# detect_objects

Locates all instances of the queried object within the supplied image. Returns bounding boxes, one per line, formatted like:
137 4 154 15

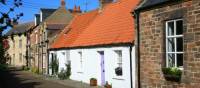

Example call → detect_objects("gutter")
136 0 185 12
129 44 133 88
133 10 140 88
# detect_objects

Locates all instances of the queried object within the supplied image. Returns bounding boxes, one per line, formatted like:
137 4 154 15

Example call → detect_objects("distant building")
28 0 74 74
6 22 34 67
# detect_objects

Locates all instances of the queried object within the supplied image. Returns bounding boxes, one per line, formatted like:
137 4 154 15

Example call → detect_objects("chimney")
77 6 81 13
61 0 66 7
12 21 18 28
35 14 40 26
99 0 113 10
72 5 81 16
73 5 77 12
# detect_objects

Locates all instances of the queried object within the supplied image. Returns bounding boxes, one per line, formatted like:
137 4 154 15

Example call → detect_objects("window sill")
77 72 83 74
112 76 125 80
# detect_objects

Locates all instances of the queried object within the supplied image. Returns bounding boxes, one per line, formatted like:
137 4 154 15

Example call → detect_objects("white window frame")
78 51 83 72
166 19 184 69
115 50 122 68
19 53 22 63
19 39 22 48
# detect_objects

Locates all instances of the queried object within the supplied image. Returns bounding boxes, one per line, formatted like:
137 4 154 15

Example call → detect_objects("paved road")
0 67 74 88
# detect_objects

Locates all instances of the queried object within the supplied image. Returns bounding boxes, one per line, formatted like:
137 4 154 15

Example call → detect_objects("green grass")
0 64 8 71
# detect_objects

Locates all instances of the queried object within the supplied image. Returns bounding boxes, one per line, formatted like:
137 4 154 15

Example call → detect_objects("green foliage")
104 81 112 88
31 67 39 74
22 65 30 71
0 64 8 71
162 67 182 82
0 0 23 64
162 67 182 76
90 78 97 80
58 64 71 80
50 59 59 75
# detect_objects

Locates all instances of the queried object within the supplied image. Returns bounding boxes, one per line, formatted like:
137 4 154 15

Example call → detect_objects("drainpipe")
47 41 49 74
134 10 141 88
42 42 44 74
129 44 133 88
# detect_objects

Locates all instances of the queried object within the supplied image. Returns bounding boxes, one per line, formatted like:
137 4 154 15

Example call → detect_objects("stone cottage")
134 0 200 87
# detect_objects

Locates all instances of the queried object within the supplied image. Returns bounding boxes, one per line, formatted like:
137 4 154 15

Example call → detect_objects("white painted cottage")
49 0 139 88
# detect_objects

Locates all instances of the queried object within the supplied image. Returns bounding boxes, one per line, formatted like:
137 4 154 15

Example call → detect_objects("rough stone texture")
138 0 200 87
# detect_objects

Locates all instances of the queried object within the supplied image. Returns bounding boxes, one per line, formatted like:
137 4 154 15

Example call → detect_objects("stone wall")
138 0 200 87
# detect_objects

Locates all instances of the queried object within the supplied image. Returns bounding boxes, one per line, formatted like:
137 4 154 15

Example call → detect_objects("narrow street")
0 67 74 88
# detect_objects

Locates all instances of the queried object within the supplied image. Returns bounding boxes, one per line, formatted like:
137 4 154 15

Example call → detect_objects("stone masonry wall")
138 0 200 88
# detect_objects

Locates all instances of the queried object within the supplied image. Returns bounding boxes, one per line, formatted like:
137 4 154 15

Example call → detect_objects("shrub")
58 64 71 80
58 69 67 80
0 64 8 71
22 65 30 71
50 59 59 75
31 67 39 74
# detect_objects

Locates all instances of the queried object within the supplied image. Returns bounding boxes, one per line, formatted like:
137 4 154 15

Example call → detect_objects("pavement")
0 67 102 88
0 67 74 88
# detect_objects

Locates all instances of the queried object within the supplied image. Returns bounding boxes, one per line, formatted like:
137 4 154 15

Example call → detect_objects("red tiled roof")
51 10 99 48
51 0 139 49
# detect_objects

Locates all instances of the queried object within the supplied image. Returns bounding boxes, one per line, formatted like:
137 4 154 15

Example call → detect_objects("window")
66 51 70 64
19 39 22 48
19 53 22 62
36 34 38 44
13 40 15 48
115 50 123 76
115 50 122 67
166 19 183 68
62 52 65 55
78 52 83 69
13 54 15 63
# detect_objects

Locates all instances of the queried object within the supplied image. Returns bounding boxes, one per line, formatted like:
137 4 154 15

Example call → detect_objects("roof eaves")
134 0 181 12
50 42 133 51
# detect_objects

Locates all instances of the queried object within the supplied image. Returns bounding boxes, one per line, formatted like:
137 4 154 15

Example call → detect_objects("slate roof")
51 0 139 49
6 22 34 36
40 8 56 21
44 6 73 29
135 0 171 11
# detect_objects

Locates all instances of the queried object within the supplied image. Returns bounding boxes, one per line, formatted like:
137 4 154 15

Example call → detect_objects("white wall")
49 50 70 75
49 46 136 88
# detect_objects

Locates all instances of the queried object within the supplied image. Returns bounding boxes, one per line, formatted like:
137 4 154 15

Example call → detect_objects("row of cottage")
5 0 200 88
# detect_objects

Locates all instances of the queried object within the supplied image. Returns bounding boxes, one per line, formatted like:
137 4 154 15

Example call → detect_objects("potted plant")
90 78 97 86
162 67 182 82
104 81 112 88
115 67 122 76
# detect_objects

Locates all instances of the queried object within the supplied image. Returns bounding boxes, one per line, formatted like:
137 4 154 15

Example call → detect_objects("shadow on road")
0 67 41 88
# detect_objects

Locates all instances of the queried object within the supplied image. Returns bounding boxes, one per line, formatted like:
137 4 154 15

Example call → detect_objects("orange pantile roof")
51 0 139 49
51 10 99 49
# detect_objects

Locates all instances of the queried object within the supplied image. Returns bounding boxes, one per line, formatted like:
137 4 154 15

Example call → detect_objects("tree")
0 0 23 64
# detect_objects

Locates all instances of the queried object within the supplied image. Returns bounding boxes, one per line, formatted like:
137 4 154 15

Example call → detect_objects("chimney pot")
77 6 81 12
73 5 77 12
61 0 65 7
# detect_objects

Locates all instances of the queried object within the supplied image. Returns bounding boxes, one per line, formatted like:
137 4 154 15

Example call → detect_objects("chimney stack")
61 0 66 7
99 0 113 10
77 6 81 12
72 5 81 16
12 21 18 28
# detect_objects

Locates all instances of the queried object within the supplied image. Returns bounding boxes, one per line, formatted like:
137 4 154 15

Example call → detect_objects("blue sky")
1 0 99 34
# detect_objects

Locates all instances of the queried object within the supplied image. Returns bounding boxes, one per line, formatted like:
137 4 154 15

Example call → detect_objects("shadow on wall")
0 67 41 88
